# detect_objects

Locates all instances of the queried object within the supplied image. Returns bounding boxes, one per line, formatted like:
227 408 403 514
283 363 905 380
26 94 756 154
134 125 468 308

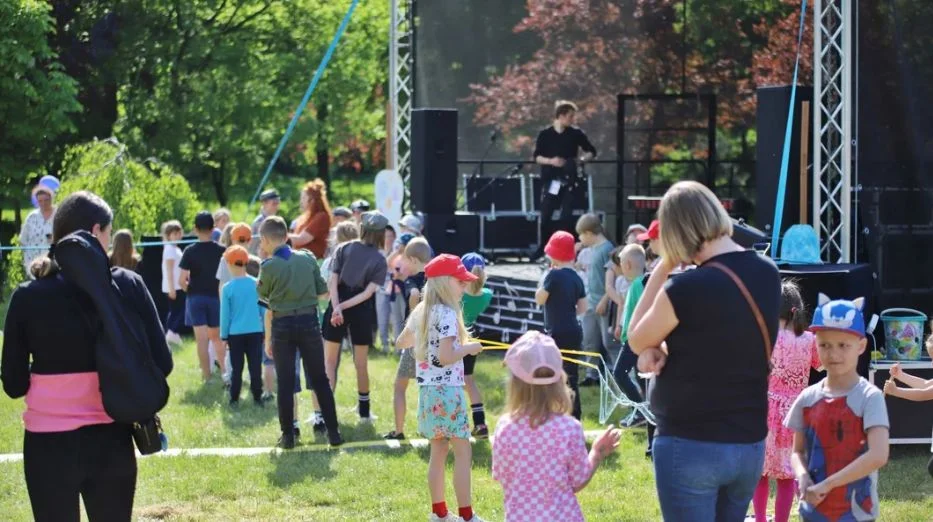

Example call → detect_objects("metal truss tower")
389 0 415 184
813 0 854 262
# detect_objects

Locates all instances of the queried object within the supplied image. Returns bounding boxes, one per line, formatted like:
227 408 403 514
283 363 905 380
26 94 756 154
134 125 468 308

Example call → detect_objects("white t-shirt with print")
162 244 183 293
415 304 465 387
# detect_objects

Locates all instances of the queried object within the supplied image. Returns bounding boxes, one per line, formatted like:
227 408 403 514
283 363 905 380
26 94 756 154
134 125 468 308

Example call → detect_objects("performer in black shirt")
531 100 597 260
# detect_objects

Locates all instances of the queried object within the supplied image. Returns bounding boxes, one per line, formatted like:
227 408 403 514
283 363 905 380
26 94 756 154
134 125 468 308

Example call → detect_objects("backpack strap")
706 261 773 364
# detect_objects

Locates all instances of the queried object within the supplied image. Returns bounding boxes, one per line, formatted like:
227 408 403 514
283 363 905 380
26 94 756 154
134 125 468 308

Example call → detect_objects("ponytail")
780 279 808 336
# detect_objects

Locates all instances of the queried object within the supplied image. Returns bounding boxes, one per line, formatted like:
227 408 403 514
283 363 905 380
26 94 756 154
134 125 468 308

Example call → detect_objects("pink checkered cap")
504 331 564 385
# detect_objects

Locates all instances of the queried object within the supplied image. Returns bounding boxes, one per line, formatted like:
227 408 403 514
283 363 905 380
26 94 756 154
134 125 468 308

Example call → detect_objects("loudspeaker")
411 109 458 214
422 212 480 257
731 218 768 249
466 176 524 212
756 86 813 235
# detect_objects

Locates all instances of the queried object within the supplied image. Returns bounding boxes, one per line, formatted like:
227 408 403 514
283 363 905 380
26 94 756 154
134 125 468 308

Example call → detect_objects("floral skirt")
417 385 470 440
763 390 798 479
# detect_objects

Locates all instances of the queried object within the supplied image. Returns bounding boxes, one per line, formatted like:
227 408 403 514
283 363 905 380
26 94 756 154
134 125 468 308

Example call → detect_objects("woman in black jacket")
1 191 173 522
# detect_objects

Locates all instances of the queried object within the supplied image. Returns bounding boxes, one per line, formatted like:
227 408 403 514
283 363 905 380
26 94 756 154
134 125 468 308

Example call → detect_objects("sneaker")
261 392 275 403
359 414 377 425
277 434 296 450
253 397 264 407
383 431 405 440
471 425 489 439
293 426 301 439
621 413 647 428
328 431 344 447
428 514 458 522
165 331 183 346
229 399 239 407
460 515 487 522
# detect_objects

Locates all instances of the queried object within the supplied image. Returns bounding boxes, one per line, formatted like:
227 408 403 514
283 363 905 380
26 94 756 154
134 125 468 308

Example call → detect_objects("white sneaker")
359 414 378 425
459 516 487 522
427 515 457 522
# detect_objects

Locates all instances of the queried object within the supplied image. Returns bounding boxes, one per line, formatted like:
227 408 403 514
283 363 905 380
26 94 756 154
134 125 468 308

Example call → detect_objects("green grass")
0 341 931 521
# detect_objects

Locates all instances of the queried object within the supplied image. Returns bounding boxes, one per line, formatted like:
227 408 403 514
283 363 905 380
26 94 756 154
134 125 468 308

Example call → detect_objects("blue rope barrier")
246 0 361 217
770 0 809 257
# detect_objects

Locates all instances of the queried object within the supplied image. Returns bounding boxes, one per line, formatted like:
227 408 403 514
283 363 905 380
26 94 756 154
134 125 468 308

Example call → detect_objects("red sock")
432 502 448 518
459 506 474 521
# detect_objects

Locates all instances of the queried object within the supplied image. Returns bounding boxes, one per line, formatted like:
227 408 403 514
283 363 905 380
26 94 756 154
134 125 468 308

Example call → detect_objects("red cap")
544 231 576 262
637 220 660 241
424 254 478 282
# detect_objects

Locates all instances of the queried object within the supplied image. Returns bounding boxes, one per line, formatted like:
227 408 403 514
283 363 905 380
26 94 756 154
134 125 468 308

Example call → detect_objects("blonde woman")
396 254 485 522
628 181 781 522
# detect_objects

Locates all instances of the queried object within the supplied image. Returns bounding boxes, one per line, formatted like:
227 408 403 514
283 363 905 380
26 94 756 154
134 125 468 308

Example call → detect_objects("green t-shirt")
461 288 493 326
620 275 645 344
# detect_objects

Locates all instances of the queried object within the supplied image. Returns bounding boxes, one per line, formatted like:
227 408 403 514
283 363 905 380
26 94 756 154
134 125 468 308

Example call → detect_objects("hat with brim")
425 254 478 282
259 189 280 202
808 293 867 338
637 220 660 241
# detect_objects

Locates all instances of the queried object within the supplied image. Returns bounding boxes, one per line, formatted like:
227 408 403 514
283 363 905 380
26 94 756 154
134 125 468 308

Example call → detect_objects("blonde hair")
505 369 574 429
466 265 487 295
618 244 646 272
404 237 432 263
213 208 231 224
218 223 235 247
161 220 183 240
334 221 359 245
409 276 469 362
575 213 603 235
658 181 732 265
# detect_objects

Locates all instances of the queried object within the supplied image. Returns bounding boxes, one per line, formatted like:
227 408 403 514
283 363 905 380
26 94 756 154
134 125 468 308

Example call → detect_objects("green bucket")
881 308 928 361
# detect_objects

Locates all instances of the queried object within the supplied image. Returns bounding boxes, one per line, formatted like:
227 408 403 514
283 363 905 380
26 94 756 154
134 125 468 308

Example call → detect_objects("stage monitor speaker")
731 218 768 249
422 212 480 258
756 86 813 236
411 109 458 214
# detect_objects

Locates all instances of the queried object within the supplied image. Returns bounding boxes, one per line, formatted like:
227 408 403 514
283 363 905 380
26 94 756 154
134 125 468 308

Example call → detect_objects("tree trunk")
211 163 228 205
14 198 22 231
317 103 330 184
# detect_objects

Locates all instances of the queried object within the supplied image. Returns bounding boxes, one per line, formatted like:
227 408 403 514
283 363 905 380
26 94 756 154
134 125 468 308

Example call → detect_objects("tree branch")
221 1 274 35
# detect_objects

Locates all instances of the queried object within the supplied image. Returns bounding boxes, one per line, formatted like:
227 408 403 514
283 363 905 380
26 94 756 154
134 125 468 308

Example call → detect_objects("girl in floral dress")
752 280 821 522
396 254 485 522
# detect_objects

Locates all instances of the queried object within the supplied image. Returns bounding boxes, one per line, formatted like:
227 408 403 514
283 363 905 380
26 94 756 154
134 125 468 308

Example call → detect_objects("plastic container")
881 308 928 361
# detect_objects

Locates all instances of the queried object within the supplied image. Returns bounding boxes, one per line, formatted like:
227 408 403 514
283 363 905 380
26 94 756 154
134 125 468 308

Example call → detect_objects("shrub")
2 234 27 302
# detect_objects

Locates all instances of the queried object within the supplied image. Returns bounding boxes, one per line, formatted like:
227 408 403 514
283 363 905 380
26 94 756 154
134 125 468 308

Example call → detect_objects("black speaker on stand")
756 86 814 238
411 109 458 215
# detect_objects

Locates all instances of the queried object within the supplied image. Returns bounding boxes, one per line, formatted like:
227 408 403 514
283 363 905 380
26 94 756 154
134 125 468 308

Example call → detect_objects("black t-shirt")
404 272 426 306
532 126 597 185
651 250 780 443
542 268 586 336
179 241 225 297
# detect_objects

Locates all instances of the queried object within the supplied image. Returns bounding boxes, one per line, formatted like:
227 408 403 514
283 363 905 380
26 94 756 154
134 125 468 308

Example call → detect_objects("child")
383 237 432 440
786 294 889 521
258 216 342 448
376 225 399 354
493 331 621 522
883 324 933 478
637 219 661 270
575 213 616 386
535 231 587 419
109 229 140 271
753 280 821 522
161 220 185 347
460 252 493 438
245 255 275 402
179 211 227 383
219 246 264 406
322 211 389 423
609 244 648 428
217 223 253 289
396 254 485 522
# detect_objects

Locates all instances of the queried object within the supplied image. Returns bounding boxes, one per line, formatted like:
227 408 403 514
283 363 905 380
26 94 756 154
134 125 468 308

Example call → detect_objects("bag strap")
706 261 773 364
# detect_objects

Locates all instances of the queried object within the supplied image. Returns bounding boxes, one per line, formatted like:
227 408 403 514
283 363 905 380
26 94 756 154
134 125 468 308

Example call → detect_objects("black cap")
194 211 214 231
333 207 352 218
259 189 280 202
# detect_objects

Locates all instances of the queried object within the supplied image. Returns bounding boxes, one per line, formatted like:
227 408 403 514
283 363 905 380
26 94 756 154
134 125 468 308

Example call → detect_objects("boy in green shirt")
258 216 342 449
610 243 647 428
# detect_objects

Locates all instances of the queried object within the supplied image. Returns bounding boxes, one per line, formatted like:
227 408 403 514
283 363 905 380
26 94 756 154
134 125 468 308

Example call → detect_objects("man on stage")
531 100 597 261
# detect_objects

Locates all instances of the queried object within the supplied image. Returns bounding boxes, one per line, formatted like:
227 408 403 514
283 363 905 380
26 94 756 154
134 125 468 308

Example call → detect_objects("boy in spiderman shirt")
786 294 889 521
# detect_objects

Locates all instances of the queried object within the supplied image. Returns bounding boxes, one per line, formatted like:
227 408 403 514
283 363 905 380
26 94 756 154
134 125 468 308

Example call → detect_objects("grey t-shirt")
331 240 388 291
785 377 889 521
586 239 614 309
216 261 233 291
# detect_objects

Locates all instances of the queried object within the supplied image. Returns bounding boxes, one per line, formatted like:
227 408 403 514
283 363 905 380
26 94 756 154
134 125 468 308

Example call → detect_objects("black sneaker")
328 431 344 447
293 426 301 439
261 392 274 402
229 399 239 407
277 434 296 450
253 398 264 408
383 431 405 440
312 419 327 434
471 425 489 439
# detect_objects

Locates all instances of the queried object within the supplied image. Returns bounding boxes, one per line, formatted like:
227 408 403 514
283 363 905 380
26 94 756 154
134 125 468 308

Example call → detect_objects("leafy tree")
0 0 80 223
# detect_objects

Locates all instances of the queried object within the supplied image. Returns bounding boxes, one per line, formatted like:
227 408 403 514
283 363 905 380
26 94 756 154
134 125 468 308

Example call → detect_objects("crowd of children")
82 186 930 522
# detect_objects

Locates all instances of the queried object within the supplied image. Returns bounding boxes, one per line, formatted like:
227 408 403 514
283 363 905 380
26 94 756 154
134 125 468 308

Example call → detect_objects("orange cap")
231 223 252 244
224 245 249 267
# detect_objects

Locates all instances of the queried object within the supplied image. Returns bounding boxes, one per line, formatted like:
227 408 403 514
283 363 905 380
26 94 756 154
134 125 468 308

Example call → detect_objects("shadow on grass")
267 448 338 488
179 379 225 410
220 398 277 430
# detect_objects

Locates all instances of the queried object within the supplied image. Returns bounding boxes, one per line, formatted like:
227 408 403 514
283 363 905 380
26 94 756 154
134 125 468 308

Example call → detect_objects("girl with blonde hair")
396 254 485 522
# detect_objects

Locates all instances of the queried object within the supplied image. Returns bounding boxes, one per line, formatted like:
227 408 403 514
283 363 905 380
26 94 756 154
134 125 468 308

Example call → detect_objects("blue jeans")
653 436 765 522
611 342 643 404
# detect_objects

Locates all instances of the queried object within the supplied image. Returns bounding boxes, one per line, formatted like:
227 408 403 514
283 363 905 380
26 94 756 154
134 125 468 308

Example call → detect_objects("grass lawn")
1 341 932 521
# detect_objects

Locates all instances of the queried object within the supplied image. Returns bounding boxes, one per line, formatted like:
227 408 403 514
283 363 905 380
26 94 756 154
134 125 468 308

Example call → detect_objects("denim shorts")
185 294 220 328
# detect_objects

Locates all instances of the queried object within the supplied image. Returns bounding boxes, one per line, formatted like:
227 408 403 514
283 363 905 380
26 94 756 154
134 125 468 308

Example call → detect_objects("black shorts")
463 353 478 376
322 299 376 346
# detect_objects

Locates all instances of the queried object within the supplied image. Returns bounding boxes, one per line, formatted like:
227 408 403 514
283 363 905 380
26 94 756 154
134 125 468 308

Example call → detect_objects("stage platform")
475 261 547 343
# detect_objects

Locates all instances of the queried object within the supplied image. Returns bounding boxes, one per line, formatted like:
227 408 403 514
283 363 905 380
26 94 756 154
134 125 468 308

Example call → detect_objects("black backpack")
53 231 170 423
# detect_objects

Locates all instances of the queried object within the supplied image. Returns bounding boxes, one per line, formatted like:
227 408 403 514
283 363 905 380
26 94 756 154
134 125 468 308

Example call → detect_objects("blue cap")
809 293 866 338
461 252 486 272
393 233 416 251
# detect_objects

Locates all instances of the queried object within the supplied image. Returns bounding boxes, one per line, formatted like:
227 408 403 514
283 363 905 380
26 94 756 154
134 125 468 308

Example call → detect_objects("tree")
0 0 80 224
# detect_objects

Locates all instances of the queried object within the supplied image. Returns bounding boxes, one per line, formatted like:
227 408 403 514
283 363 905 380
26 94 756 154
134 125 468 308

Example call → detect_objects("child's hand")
168 290 176 301
265 343 273 360
592 427 621 460
805 481 831 506
613 324 622 341
330 307 344 326
890 363 903 381
463 342 483 356
883 379 899 397
797 473 813 499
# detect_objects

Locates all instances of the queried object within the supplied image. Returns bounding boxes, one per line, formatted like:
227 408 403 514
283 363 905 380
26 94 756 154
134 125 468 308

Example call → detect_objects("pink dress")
763 329 821 479
492 414 592 522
